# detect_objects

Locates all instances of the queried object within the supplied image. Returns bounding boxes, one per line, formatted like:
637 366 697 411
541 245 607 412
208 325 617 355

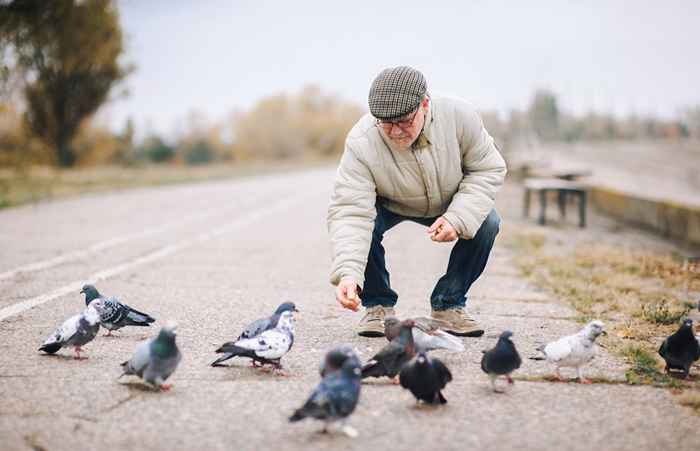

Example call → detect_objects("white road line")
0 192 314 322
0 187 277 282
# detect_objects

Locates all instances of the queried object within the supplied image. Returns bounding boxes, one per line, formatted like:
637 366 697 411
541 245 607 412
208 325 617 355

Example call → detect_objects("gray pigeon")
290 355 362 437
319 345 361 377
120 322 182 390
211 302 298 367
658 319 700 378
384 316 464 352
399 351 452 404
481 330 522 392
213 310 295 370
361 319 416 383
81 284 155 336
537 320 605 383
39 300 105 359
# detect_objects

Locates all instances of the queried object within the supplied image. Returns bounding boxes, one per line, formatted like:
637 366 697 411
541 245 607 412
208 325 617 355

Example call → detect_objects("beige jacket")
327 96 507 287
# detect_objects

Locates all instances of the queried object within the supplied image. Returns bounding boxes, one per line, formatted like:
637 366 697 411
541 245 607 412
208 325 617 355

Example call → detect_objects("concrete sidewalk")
0 168 698 451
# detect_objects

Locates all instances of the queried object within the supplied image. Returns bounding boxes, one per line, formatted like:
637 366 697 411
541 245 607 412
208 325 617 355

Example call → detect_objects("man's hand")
336 278 360 311
427 216 458 242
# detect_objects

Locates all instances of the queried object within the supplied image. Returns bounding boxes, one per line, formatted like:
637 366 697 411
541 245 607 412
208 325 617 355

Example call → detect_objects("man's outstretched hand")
336 278 360 311
428 216 458 242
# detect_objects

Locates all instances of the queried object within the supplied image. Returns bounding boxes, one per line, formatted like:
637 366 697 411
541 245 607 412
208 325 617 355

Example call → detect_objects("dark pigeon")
361 319 416 383
120 322 182 390
290 356 362 437
481 330 522 392
211 302 298 367
39 300 105 359
319 345 360 377
399 352 452 404
658 319 700 378
81 284 155 336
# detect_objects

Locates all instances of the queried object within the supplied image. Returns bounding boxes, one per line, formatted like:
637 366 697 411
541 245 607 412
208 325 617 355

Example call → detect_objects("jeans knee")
479 209 501 240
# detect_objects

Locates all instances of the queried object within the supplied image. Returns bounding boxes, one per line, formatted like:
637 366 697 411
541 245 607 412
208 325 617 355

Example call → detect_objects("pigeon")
319 344 361 377
213 310 295 370
210 302 298 367
384 316 464 352
399 352 452 404
81 284 155 336
290 355 362 437
39 299 105 359
658 318 700 378
538 320 605 383
120 321 182 390
481 330 522 392
361 319 416 383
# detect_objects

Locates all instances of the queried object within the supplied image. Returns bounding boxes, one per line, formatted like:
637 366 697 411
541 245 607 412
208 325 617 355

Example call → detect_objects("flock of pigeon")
38 286 700 437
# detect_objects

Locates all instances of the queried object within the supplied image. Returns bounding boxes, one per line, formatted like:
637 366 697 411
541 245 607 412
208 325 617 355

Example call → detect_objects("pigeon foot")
159 383 172 391
341 425 359 438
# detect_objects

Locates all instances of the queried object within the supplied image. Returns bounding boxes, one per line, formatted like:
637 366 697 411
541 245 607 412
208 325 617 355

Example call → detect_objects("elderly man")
328 66 506 337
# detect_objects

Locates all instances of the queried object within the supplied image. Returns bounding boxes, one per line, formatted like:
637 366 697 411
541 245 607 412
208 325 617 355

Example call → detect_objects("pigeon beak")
80 289 85 294
601 330 608 336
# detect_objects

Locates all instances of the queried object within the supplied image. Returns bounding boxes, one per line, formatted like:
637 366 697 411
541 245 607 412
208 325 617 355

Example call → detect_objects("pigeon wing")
121 339 152 376
544 337 573 362
40 313 81 352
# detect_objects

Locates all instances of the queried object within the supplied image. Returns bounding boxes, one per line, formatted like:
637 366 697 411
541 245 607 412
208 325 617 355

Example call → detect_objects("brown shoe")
431 308 484 337
356 305 395 337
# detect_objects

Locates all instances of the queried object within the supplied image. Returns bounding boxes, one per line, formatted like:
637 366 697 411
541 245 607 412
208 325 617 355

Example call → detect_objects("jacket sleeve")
442 101 507 239
327 140 377 288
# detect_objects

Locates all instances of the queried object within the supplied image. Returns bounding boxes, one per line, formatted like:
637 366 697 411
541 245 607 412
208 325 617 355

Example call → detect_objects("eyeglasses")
376 107 421 132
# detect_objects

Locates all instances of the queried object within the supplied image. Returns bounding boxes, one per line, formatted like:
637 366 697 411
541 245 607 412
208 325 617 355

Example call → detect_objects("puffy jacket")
327 96 506 287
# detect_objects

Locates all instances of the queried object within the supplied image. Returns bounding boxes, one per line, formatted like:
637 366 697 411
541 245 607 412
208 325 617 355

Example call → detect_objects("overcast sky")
103 0 700 136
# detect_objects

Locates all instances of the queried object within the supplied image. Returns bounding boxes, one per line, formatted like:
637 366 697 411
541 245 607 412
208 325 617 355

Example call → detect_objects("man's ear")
421 96 430 109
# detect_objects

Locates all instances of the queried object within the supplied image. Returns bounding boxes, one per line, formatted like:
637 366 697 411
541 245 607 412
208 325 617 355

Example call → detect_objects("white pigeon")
539 320 605 383
39 300 105 359
213 310 295 370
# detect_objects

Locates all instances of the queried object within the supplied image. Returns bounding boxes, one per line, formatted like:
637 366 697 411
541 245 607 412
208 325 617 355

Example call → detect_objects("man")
327 66 506 337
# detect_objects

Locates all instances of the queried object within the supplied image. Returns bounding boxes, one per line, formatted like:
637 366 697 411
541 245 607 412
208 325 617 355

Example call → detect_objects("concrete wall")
590 187 700 247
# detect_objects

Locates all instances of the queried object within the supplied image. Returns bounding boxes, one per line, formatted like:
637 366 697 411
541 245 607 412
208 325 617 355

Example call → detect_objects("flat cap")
368 66 427 120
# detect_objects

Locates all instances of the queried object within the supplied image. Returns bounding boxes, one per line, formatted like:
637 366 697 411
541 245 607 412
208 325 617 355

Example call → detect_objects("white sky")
102 0 700 137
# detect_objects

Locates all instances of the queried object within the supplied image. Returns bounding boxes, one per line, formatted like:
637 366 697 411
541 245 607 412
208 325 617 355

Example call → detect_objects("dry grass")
677 391 700 413
504 228 700 397
0 159 334 209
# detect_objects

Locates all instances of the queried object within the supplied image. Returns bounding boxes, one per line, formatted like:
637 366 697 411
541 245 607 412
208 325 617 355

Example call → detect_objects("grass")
0 158 335 210
503 226 700 408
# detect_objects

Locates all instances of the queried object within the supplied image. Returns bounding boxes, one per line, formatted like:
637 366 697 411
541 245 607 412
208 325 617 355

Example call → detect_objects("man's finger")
427 218 443 234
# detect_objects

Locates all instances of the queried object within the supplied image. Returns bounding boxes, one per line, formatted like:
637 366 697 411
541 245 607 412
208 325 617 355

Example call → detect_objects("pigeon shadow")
38 353 89 361
118 381 166 393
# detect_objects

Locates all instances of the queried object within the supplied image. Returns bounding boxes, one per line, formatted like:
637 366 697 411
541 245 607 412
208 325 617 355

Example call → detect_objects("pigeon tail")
210 353 235 367
288 409 307 422
435 391 447 404
125 307 156 326
360 361 384 379
39 343 61 354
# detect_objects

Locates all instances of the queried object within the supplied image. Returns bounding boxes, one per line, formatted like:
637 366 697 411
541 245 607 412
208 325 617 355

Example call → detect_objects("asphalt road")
1 167 698 451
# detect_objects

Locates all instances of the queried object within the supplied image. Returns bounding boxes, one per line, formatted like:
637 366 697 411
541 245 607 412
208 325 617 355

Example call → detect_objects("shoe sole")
357 330 385 338
445 329 484 337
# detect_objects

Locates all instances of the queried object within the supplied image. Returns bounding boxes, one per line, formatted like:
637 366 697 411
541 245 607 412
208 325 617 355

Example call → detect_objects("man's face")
377 97 429 150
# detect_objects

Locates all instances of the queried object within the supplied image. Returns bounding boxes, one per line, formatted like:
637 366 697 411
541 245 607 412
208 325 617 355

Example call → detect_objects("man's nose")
388 125 403 137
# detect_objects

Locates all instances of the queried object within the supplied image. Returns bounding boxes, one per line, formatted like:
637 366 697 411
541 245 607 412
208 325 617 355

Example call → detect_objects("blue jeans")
361 205 500 311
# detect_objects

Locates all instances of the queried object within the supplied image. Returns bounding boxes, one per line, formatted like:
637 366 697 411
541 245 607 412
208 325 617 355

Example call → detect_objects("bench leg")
579 191 587 228
557 190 567 220
538 189 547 225
523 188 531 218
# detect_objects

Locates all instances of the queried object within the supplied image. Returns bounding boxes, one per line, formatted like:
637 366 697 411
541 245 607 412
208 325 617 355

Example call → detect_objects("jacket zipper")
412 148 432 216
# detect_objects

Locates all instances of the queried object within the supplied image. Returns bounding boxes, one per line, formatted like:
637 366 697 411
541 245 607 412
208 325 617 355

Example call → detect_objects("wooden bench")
523 178 588 227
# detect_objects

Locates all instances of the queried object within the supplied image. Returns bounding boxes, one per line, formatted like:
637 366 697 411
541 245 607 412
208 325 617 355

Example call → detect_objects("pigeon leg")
490 375 503 393
341 422 359 439
576 367 592 384
506 374 515 385
103 330 113 337
160 383 172 391
73 347 85 360
554 367 565 381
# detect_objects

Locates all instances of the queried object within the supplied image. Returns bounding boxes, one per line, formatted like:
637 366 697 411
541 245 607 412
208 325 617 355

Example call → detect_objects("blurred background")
1 0 699 247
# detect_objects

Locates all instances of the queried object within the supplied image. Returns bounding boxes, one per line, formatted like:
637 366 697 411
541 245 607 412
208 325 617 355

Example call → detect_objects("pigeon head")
340 356 362 379
80 284 101 304
275 302 299 314
383 316 401 340
583 320 605 340
163 320 178 333
681 318 693 330
499 330 514 341
320 345 359 377
153 325 178 357
415 352 429 366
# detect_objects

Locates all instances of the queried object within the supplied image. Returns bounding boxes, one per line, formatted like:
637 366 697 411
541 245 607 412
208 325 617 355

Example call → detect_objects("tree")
528 90 560 141
0 0 129 166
